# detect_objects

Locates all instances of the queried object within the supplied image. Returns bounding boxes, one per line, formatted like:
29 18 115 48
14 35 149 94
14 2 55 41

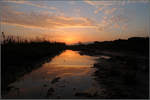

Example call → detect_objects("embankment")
1 41 66 96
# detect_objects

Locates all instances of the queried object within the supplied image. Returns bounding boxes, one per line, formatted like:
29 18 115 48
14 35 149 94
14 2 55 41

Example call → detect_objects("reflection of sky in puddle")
5 50 102 99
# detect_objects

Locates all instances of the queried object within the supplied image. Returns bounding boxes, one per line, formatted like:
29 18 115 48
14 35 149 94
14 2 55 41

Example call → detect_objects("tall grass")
1 32 66 95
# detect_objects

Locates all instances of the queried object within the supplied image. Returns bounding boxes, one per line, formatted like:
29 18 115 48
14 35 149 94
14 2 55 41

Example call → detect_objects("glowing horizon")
0 0 149 44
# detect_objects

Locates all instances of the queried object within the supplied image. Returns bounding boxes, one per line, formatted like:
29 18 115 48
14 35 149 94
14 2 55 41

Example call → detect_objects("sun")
65 37 76 44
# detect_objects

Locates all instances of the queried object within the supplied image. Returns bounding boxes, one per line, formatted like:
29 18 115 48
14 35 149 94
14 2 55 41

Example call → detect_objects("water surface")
5 50 102 99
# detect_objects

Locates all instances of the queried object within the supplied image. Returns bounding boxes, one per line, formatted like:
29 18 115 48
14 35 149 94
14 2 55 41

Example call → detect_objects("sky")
0 0 150 44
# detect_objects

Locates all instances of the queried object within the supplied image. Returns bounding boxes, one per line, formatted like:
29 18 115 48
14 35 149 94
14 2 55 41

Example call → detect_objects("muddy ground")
79 50 149 99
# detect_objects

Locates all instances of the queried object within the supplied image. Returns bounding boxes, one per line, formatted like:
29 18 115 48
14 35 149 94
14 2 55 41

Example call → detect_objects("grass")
1 32 66 96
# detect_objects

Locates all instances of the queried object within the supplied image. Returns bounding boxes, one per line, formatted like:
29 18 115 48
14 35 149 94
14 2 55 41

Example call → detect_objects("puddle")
4 50 103 99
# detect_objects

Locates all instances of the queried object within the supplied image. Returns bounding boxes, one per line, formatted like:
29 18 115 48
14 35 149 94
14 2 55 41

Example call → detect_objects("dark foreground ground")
1 36 149 99
92 54 149 99
68 37 149 99
1 39 66 97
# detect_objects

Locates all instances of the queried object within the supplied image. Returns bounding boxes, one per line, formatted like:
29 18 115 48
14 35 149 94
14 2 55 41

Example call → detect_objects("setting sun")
1 0 149 99
1 0 149 43
64 37 77 44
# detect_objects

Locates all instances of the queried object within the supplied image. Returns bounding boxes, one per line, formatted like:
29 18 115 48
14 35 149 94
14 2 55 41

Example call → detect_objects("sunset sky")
0 0 150 44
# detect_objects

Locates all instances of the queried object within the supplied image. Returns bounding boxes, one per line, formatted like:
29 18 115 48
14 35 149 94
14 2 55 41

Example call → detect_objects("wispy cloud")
84 0 149 6
1 4 128 33
104 8 116 15
84 1 119 15
84 0 125 6
84 0 149 15
94 6 105 14
96 13 129 32
1 0 57 10
0 5 96 29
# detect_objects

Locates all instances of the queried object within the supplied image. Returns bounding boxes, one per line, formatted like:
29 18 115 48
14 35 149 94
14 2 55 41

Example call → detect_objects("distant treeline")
68 37 149 56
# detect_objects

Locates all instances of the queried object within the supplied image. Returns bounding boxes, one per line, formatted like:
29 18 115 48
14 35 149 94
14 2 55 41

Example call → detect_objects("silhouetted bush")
1 32 66 95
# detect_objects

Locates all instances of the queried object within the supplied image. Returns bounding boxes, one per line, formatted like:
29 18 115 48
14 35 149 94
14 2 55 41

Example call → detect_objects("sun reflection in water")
5 50 99 98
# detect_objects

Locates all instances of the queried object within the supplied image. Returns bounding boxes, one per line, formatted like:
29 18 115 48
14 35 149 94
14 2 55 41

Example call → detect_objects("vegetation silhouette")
1 32 66 96
68 37 149 56
1 31 149 98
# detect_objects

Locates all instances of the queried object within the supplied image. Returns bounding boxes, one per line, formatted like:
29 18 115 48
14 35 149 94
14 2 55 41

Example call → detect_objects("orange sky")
0 0 149 44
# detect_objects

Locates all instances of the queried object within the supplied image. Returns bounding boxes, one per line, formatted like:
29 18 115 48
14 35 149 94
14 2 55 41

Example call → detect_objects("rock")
51 77 61 84
73 88 76 90
47 87 55 96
